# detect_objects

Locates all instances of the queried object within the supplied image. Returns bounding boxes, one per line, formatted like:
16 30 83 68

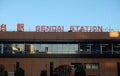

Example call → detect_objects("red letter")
98 26 102 32
36 26 40 32
85 26 88 32
46 26 51 32
79 26 85 32
76 26 79 31
17 24 24 32
41 26 45 32
70 26 74 31
52 26 56 32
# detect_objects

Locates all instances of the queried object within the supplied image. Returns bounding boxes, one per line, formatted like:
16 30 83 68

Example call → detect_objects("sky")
0 0 120 31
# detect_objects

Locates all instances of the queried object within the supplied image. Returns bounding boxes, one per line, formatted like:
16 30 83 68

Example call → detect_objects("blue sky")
0 0 120 31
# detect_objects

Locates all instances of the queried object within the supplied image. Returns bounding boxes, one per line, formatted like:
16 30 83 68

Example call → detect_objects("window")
79 43 91 54
71 63 82 69
0 43 78 54
85 63 99 70
91 43 100 54
1 42 120 55
102 43 112 54
113 43 120 54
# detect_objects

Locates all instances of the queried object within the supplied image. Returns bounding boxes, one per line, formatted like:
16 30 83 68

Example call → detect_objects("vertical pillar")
111 43 114 54
100 43 102 54
50 62 53 76
16 62 20 69
1 43 4 54
78 43 80 54
89 43 91 54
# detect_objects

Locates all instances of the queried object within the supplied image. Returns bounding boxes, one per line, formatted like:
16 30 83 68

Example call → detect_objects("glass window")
2 42 120 55
79 43 91 54
86 64 91 69
102 43 112 54
85 63 99 69
91 43 100 54
113 43 120 54
0 43 78 54
91 64 99 69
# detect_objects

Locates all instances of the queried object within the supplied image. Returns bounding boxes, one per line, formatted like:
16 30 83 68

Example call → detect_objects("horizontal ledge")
0 54 120 58
0 39 120 43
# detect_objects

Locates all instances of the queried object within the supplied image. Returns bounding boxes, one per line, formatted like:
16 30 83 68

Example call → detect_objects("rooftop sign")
0 24 6 31
36 25 103 32
70 26 102 32
17 24 24 32
0 24 103 32
36 26 64 32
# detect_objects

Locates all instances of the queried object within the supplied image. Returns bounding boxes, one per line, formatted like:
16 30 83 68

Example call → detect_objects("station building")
0 24 120 76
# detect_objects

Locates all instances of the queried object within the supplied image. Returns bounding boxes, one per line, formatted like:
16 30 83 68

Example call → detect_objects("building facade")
0 32 120 76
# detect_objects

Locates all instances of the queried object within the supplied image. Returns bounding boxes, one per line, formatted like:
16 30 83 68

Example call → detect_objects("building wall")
0 32 119 76
0 58 119 76
0 32 120 39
